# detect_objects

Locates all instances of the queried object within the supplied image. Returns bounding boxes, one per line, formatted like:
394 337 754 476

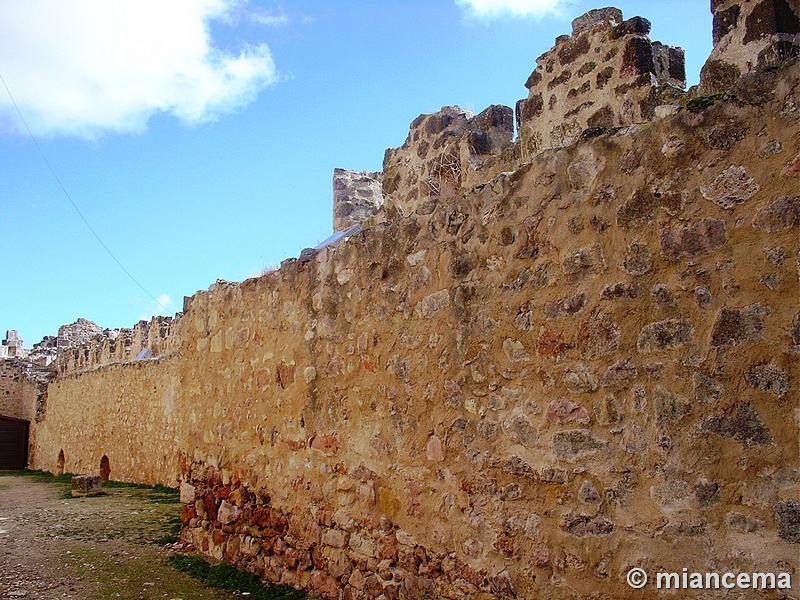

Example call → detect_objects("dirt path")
0 474 232 600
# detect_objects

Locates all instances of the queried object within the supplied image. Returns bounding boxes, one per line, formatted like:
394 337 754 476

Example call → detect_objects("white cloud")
249 8 290 27
0 0 279 137
455 0 564 19
157 294 172 311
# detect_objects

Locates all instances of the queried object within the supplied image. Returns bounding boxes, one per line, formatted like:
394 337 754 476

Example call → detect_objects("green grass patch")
168 554 310 599
0 468 75 482
685 92 727 113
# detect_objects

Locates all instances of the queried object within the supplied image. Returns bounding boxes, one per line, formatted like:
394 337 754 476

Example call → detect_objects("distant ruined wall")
0 360 38 423
29 6 800 600
55 315 176 375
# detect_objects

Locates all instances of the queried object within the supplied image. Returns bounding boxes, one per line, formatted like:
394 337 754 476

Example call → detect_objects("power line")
0 73 168 313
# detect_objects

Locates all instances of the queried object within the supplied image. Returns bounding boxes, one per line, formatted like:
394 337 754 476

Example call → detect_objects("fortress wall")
0 360 38 423
515 7 685 161
701 0 800 94
382 104 516 219
30 61 800 597
55 315 177 375
28 6 800 598
32 358 182 482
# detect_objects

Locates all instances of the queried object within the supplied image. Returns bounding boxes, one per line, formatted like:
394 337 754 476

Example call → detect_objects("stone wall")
382 105 515 218
701 0 799 94
515 7 685 159
27 6 800 599
0 330 25 359
381 7 687 220
55 315 176 375
333 169 384 232
0 360 38 423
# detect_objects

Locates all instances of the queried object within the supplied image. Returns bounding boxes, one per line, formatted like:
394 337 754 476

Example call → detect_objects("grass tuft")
685 92 727 113
168 553 310 599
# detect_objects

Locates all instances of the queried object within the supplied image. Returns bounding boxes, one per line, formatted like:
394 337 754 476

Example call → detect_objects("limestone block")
71 475 102 497
180 482 196 504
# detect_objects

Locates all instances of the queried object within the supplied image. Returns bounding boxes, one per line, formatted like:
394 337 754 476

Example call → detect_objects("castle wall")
701 0 799 94
332 169 384 232
515 7 685 160
382 105 515 218
0 360 38 423
30 55 800 597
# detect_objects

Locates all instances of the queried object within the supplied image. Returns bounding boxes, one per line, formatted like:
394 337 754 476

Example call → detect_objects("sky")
0 0 712 347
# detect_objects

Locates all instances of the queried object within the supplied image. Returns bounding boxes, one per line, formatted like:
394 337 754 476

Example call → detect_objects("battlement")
55 315 177 375
13 7 800 598
516 7 685 158
382 104 515 218
701 0 799 93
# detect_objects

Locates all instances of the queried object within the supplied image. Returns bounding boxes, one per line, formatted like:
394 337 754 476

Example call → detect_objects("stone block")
746 362 789 397
71 474 102 497
660 219 727 257
180 481 196 504
700 402 773 447
552 429 607 461
332 168 384 232
560 511 614 536
571 7 623 36
774 500 800 544
637 319 693 353
701 166 759 208
710 303 769 347
545 292 585 318
752 195 800 232
218 499 240 525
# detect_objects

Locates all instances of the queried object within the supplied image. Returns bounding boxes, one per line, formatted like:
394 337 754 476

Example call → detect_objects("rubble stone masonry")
23 5 800 599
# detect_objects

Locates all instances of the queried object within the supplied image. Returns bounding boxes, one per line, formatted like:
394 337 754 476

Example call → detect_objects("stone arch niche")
99 455 110 482
56 449 64 475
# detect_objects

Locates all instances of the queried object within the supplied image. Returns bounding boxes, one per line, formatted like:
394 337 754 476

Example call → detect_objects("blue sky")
0 0 711 347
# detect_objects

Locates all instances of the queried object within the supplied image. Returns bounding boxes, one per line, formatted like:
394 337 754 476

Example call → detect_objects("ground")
0 473 233 600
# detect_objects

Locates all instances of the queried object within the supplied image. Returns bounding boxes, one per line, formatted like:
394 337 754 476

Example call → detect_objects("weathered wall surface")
333 169 384 232
33 358 181 482
28 7 800 599
0 360 38 423
515 7 685 159
55 315 176 375
701 0 799 94
383 105 515 218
